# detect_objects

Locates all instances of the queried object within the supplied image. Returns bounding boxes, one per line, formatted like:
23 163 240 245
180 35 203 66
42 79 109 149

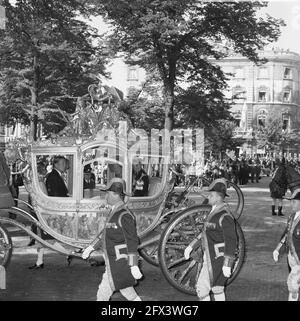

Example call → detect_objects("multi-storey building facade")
215 48 300 155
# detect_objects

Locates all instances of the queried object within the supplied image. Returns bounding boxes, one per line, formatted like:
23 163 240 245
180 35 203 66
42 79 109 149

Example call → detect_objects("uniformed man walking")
184 178 239 301
82 178 143 301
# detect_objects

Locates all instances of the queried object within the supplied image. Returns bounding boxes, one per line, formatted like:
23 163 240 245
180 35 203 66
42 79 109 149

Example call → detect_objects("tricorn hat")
100 178 131 196
207 178 229 197
284 188 300 201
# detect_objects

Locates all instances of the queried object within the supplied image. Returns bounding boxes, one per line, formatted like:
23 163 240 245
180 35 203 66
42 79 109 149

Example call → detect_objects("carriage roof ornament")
48 79 131 146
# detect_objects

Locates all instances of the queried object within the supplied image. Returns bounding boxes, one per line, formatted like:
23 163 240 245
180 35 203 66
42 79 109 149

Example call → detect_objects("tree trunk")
164 86 174 131
30 52 39 141
163 84 175 164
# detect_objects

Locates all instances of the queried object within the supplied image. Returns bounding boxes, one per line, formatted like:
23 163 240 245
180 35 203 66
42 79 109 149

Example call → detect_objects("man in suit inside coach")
46 156 69 197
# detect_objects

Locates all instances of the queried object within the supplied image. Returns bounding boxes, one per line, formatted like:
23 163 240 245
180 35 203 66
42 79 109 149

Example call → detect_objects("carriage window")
36 155 74 197
82 160 124 199
131 156 165 198
82 145 125 199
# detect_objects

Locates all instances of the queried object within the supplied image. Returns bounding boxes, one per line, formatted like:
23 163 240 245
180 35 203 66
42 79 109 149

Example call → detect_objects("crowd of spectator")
174 154 300 186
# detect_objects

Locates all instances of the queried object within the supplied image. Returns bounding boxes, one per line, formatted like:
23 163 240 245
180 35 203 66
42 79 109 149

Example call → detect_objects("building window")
257 116 266 127
233 112 241 127
127 66 139 81
282 113 290 131
283 67 292 79
258 91 267 102
258 67 269 79
232 86 246 100
283 90 291 102
257 109 267 127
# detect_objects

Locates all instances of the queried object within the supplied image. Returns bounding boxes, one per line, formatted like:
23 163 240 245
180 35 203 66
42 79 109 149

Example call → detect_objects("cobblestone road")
0 177 292 301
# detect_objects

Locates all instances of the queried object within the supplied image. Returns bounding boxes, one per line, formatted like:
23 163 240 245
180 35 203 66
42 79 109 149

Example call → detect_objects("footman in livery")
184 178 239 301
273 188 300 301
82 177 143 301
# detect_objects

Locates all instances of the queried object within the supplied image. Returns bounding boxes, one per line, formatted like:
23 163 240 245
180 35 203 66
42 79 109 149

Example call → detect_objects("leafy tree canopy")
256 112 300 152
0 0 109 137
93 0 284 130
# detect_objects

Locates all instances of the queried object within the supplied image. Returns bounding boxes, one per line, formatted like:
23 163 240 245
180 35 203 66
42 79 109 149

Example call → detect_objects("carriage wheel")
158 205 245 296
0 224 13 268
226 181 244 220
192 178 244 220
139 242 160 267
139 215 175 267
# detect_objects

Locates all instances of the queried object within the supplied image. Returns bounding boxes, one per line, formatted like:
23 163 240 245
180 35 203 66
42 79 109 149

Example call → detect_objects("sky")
260 0 300 54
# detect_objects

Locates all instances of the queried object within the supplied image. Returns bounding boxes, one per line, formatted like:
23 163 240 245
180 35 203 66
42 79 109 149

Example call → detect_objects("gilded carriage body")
24 134 170 249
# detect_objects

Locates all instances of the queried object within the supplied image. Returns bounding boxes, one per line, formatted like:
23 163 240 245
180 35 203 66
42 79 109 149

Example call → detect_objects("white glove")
222 266 231 278
82 245 94 260
184 245 193 260
131 266 143 280
273 250 279 262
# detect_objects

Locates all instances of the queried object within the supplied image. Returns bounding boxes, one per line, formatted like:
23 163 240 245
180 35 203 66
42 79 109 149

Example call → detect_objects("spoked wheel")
225 181 244 220
139 212 176 267
193 177 244 220
158 205 245 296
139 233 160 267
0 224 13 268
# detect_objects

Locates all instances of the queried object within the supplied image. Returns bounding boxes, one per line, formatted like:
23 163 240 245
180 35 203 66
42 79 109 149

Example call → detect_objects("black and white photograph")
1 0 300 308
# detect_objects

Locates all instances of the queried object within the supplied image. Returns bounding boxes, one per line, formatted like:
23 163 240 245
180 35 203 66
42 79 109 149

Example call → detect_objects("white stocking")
36 248 45 266
288 292 299 301
214 292 226 301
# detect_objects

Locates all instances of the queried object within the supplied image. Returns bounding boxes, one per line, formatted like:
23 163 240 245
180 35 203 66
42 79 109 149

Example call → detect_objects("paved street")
0 177 292 301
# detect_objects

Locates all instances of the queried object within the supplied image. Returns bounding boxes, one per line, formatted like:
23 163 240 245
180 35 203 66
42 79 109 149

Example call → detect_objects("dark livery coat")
133 169 149 197
91 204 139 291
269 165 287 199
191 204 238 287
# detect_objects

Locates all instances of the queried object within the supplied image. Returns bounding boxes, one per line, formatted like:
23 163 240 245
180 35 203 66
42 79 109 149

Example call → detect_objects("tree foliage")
93 0 284 130
256 113 300 152
0 0 108 139
120 74 165 133
205 119 242 154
